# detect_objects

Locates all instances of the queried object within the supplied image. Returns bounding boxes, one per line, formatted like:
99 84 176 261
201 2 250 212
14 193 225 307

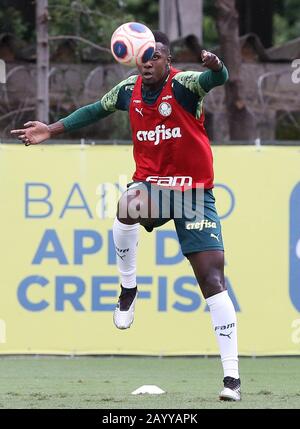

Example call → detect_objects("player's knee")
117 190 148 223
201 272 225 297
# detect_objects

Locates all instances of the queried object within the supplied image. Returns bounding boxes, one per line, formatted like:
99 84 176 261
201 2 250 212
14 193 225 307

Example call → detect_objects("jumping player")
11 31 241 401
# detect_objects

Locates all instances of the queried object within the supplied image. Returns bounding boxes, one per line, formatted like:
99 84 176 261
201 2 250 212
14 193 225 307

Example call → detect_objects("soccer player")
11 31 241 401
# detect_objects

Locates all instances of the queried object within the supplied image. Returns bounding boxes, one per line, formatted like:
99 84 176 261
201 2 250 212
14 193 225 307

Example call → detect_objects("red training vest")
129 67 214 189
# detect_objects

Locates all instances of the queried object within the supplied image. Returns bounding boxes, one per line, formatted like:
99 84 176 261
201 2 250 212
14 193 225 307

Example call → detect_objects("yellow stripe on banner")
0 144 300 355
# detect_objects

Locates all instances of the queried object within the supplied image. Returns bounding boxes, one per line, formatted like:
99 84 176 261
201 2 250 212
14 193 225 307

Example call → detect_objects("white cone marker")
131 385 165 395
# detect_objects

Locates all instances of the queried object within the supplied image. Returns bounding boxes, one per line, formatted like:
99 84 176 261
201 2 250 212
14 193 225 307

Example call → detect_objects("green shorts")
127 182 224 256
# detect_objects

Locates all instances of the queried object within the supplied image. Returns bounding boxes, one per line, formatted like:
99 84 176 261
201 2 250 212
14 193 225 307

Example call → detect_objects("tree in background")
1 0 299 141
126 0 158 29
2 0 299 52
48 0 133 60
36 0 49 123
215 0 256 140
203 0 300 48
159 0 203 43
237 0 300 48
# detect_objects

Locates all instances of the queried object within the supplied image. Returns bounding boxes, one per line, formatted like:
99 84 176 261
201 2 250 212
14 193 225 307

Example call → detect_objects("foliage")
273 14 299 45
276 112 300 140
273 0 300 45
125 0 159 29
48 0 134 47
274 0 300 25
1 0 299 50
0 6 28 40
203 15 218 48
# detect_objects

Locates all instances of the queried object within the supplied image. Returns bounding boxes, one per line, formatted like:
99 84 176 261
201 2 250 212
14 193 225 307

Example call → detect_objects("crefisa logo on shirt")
158 102 172 117
136 125 182 145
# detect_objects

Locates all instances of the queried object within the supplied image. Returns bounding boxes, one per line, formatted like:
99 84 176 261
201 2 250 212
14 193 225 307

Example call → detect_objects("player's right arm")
10 75 137 146
10 120 65 146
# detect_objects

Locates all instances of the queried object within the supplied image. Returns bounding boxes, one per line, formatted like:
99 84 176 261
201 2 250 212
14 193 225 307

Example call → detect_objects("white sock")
113 217 139 289
206 290 239 379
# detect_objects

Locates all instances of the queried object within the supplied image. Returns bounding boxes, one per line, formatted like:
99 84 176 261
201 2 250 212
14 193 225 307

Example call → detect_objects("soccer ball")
111 22 155 67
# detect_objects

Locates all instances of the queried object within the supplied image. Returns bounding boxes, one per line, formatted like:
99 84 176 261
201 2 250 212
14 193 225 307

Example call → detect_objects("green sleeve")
198 64 229 92
60 101 112 131
101 75 137 111
60 75 138 131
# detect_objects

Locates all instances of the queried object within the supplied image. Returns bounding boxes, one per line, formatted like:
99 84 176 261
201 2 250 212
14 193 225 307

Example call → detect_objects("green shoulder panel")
100 75 138 112
173 71 207 99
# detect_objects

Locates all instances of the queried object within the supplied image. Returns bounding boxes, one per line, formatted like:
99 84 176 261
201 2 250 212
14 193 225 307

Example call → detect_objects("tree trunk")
159 0 203 43
215 0 256 141
36 0 49 123
0 60 6 84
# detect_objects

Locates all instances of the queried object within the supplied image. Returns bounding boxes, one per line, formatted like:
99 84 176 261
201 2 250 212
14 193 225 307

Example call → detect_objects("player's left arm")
198 50 229 92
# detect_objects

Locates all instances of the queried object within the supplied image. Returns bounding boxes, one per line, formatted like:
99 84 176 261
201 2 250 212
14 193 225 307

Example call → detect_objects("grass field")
0 356 300 409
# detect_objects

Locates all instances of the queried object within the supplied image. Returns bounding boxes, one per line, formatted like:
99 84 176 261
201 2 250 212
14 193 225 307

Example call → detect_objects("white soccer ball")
111 22 155 67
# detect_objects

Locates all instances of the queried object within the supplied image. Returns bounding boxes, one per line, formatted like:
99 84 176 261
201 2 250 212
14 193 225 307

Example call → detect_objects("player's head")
153 30 171 56
137 30 171 88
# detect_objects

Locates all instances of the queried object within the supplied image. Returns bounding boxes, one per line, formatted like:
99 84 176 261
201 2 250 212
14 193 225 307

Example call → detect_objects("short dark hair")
152 30 170 52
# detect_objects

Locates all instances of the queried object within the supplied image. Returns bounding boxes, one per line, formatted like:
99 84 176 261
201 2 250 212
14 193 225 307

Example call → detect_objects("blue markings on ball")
113 41 127 59
142 46 154 63
129 23 147 33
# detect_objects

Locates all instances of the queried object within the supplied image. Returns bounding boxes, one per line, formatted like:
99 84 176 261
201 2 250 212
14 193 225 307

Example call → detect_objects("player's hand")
10 121 50 146
201 50 222 71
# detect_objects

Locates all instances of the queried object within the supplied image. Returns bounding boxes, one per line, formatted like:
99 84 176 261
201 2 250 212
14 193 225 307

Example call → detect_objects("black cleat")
219 376 241 401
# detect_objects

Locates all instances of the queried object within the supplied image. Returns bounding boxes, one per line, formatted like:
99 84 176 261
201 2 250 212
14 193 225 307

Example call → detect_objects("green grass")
0 357 300 409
